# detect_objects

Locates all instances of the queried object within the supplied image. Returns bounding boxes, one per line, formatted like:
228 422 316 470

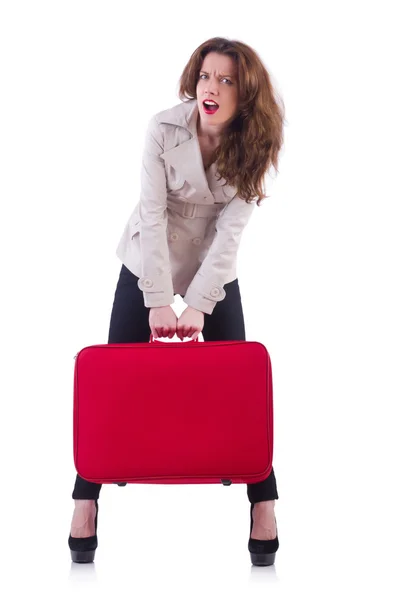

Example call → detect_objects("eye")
199 74 233 84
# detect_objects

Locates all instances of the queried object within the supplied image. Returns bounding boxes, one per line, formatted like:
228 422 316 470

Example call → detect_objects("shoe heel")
70 549 96 564
250 551 276 566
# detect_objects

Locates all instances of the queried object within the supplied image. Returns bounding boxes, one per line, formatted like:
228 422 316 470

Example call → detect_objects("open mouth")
203 100 219 114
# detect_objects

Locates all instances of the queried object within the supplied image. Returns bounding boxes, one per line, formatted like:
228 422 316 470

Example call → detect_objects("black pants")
72 264 279 504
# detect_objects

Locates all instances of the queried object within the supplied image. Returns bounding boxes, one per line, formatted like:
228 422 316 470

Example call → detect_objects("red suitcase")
72 336 274 487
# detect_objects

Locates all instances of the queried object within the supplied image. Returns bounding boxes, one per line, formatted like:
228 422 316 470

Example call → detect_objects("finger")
162 327 169 338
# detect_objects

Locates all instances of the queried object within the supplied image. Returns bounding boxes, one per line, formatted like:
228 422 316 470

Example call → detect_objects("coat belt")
167 198 224 219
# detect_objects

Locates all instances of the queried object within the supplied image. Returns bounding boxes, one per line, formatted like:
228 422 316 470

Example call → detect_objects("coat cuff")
182 277 226 315
137 275 175 308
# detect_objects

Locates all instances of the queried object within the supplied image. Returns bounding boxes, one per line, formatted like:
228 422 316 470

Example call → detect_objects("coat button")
170 232 179 242
192 237 201 245
210 287 220 297
143 278 153 288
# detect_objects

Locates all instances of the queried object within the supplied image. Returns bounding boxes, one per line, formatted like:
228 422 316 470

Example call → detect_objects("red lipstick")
202 99 219 114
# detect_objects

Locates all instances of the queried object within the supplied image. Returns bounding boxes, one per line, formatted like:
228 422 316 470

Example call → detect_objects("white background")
1 0 396 598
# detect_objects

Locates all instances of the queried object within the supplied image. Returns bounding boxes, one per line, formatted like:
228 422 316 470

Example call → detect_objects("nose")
205 77 219 96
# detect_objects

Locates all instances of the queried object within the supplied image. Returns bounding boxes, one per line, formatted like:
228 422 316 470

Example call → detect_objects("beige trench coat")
115 98 256 315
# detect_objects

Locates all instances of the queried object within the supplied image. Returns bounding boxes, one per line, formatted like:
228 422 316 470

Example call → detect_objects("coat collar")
156 97 198 134
157 99 237 201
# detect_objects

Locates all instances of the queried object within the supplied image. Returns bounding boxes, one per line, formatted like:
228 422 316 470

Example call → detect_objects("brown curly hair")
177 37 286 206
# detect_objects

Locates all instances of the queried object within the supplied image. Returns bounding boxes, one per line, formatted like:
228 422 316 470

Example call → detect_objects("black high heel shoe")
248 502 279 566
68 499 99 563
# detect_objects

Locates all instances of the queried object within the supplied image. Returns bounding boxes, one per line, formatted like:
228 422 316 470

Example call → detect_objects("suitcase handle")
149 334 199 343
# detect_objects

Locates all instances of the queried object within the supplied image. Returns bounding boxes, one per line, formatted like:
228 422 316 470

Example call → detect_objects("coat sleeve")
182 194 256 315
136 115 175 307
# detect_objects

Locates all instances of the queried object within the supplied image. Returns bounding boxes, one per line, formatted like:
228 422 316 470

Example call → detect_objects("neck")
196 114 222 144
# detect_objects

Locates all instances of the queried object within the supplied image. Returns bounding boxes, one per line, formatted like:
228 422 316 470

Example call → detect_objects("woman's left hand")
176 307 204 341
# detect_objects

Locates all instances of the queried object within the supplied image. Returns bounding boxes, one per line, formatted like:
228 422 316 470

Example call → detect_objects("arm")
136 115 175 307
183 194 256 315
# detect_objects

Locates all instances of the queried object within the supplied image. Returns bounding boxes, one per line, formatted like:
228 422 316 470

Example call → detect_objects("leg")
197 278 279 503
69 263 164 552
71 263 152 501
246 467 279 504
192 279 279 541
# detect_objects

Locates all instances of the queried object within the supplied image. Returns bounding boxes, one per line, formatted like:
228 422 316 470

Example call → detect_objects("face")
196 52 239 135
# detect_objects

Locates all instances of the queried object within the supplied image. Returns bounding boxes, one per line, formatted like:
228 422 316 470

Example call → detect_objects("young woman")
68 36 285 567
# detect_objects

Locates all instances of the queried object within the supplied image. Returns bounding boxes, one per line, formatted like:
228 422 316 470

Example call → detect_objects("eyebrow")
200 70 234 78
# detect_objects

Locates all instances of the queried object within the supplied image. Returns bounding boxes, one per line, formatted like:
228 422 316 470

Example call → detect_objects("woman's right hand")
149 306 178 339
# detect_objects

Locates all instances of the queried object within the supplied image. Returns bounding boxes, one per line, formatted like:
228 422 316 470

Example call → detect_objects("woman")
68 36 285 567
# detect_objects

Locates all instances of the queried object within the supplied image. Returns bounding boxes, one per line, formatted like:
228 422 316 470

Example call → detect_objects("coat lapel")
158 99 237 201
